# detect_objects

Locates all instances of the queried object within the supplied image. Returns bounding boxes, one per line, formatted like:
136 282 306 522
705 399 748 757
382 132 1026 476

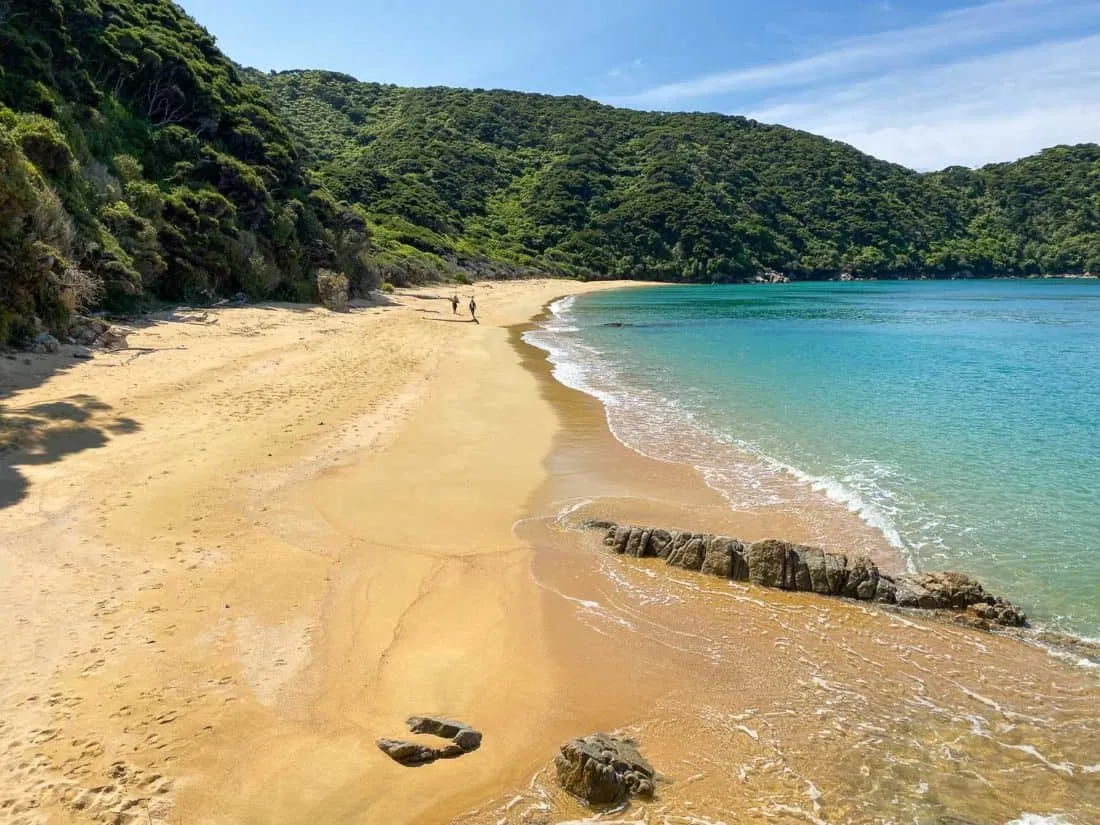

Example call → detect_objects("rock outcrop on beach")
555 733 656 805
590 522 1026 627
376 715 482 767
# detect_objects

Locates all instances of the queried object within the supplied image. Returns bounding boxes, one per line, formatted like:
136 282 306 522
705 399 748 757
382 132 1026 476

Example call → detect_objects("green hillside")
0 0 372 344
254 70 1100 284
1 1 1097 345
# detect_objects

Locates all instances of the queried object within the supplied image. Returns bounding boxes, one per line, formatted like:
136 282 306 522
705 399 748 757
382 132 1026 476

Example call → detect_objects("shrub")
58 268 102 314
316 268 349 310
14 114 73 175
381 281 395 293
453 272 471 285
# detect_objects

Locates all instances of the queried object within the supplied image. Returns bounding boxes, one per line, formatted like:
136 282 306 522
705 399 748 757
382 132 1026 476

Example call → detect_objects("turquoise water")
528 280 1100 636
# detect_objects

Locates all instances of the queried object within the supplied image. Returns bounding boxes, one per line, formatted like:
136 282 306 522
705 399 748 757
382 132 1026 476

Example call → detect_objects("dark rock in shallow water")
596 522 1025 626
842 556 880 600
700 536 748 579
894 571 989 610
580 518 617 531
555 733 656 805
744 539 798 589
666 533 707 571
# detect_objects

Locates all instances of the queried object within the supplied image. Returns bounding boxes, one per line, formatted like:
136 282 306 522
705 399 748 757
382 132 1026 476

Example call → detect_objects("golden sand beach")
2 279 1098 825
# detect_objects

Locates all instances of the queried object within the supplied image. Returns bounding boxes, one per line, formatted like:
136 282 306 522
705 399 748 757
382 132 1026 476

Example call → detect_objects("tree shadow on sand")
0 394 140 511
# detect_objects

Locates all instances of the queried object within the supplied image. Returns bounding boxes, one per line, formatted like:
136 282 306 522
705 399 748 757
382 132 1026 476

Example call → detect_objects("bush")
58 268 102 314
381 281 395 293
316 268 349 310
453 272 471 285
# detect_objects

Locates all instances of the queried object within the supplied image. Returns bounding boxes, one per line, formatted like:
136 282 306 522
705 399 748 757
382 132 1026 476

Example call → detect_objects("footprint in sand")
81 659 106 676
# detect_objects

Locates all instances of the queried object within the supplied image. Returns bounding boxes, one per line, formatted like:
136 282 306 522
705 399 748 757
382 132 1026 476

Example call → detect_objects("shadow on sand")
0 393 141 512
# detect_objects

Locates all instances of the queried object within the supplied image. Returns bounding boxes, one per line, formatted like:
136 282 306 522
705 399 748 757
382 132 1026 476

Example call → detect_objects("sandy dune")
0 279 634 824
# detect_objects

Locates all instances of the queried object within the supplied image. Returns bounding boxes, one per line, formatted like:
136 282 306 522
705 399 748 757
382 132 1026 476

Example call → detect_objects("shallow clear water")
526 280 1100 636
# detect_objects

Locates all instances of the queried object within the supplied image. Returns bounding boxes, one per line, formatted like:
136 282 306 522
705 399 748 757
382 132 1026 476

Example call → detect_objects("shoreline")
2 279 1098 824
523 290 908 572
525 283 1100 642
473 291 1100 823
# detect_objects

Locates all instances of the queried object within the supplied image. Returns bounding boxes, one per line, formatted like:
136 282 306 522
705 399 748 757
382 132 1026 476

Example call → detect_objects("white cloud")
747 34 1100 168
616 0 1100 107
601 0 1100 168
608 58 645 80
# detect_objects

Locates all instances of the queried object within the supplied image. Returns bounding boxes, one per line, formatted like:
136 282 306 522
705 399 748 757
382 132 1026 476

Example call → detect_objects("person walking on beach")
451 294 459 314
468 295 478 324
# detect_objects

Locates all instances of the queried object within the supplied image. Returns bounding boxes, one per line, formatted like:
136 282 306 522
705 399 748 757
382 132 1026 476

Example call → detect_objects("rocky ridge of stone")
589 521 1026 627
555 733 656 806
376 715 482 767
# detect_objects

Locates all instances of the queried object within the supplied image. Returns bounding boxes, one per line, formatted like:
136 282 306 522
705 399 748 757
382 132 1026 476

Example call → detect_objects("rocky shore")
587 521 1027 627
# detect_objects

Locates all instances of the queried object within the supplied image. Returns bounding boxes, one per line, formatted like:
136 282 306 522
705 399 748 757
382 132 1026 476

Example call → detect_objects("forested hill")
1 1 1097 345
252 69 1100 283
0 0 373 344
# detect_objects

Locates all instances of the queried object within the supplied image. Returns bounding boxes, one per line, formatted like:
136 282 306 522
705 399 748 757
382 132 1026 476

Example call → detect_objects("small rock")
72 347 94 360
97 327 128 350
555 733 656 806
406 715 464 740
377 738 438 766
379 716 484 767
32 331 60 353
452 728 482 752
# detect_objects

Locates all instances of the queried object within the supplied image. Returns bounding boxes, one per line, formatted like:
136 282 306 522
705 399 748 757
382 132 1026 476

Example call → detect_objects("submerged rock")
594 522 1026 627
555 733 655 805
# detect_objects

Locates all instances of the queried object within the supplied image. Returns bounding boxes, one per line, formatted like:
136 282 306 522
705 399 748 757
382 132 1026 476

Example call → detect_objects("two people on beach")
451 293 478 323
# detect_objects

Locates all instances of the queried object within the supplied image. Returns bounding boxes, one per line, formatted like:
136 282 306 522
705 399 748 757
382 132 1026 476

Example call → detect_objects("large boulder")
745 539 797 589
894 571 987 610
648 528 674 559
842 556 881 600
700 536 748 579
555 733 656 806
666 534 707 571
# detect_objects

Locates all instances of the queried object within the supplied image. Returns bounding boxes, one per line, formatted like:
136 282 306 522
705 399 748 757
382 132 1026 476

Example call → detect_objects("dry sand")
0 279 640 824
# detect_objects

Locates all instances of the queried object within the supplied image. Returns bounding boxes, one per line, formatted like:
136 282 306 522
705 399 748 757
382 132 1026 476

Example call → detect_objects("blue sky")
177 0 1100 170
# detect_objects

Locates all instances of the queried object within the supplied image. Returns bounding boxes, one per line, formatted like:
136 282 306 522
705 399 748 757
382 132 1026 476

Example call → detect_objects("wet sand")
454 310 1100 824
1 281 1097 825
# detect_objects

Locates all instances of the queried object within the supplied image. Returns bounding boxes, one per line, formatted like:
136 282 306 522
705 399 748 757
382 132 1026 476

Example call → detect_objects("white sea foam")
1005 815 1075 825
525 298 925 564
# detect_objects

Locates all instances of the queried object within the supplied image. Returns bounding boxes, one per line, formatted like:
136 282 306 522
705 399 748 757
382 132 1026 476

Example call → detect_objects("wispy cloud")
616 0 1099 107
605 0 1100 168
607 57 645 81
748 33 1100 169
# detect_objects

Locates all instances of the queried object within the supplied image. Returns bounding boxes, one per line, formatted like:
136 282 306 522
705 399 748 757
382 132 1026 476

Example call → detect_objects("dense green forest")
1 1 1098 345
254 70 1100 284
0 0 374 344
